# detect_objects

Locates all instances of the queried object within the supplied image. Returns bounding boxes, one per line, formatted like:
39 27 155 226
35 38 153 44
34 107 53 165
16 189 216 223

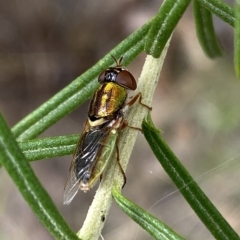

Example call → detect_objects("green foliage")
142 114 240 240
0 114 79 240
112 186 185 240
0 0 239 239
193 0 223 58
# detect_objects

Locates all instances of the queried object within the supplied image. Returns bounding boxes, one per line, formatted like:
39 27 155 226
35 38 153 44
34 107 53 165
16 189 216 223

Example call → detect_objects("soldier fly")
63 56 146 205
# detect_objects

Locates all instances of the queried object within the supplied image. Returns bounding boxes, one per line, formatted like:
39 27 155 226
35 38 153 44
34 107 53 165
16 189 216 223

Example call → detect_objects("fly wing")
63 162 80 205
63 121 112 205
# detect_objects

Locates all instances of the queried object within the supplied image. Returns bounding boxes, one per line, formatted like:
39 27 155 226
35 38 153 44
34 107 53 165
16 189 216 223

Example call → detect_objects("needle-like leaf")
193 0 223 58
0 113 79 240
112 186 185 240
142 114 240 240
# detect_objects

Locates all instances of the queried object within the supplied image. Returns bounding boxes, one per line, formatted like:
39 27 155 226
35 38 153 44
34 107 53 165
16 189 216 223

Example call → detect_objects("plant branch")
77 39 172 240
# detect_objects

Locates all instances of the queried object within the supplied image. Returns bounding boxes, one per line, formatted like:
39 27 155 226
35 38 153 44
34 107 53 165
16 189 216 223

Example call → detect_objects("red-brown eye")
98 70 106 83
115 70 137 90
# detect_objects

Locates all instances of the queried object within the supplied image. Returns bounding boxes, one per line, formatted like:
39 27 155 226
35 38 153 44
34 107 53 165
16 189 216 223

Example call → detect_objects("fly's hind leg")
115 136 127 188
115 93 152 187
120 119 143 133
115 119 142 189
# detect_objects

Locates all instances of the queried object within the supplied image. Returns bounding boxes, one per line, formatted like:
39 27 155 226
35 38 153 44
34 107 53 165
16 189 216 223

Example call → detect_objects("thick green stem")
0 113 79 240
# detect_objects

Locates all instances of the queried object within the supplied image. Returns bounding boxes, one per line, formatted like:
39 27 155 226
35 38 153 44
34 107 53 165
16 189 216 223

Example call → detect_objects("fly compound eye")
115 70 137 90
98 69 118 83
98 70 107 83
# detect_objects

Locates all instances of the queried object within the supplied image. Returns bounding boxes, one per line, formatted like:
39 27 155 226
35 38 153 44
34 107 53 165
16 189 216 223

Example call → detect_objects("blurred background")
0 0 239 239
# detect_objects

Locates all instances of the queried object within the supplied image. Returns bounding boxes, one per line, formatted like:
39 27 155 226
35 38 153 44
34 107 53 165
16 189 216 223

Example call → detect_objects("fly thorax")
88 82 127 119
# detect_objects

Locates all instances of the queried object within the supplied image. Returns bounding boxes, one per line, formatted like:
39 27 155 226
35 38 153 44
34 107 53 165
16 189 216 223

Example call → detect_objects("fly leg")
126 92 152 110
99 142 126 188
120 119 143 133
115 136 127 188
115 93 152 188
121 91 152 133
115 120 142 189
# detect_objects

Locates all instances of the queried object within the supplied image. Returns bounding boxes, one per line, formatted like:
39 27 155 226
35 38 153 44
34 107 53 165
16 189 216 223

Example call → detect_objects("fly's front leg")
126 92 152 110
122 92 152 132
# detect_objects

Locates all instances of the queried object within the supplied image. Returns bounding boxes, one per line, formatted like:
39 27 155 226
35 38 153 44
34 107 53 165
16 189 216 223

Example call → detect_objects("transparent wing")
63 164 79 205
63 121 112 204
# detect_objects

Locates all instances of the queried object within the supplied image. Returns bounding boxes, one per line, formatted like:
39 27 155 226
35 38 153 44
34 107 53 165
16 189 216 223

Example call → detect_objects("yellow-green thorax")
88 82 127 120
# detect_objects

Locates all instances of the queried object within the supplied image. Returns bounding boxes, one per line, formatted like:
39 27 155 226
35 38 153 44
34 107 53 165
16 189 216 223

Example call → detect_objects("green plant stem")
197 0 235 27
193 0 222 58
142 114 240 240
0 113 79 240
112 186 185 240
234 0 240 78
18 134 79 161
12 20 152 141
145 0 191 57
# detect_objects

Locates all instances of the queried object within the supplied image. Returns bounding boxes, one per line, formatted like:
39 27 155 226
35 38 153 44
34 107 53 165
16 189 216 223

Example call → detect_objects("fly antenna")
111 55 124 67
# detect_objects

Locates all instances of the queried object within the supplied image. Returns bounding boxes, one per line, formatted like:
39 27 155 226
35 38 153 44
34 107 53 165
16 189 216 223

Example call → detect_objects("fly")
63 56 145 205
